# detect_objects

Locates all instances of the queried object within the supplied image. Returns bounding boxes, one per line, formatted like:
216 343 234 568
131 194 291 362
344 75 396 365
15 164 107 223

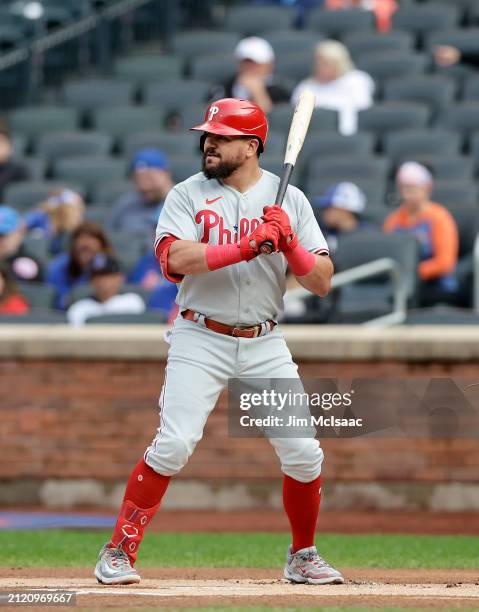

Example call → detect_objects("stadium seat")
308 8 375 37
107 232 146 274
334 231 419 322
269 104 338 133
169 154 202 183
223 5 294 34
344 31 414 56
122 131 197 159
22 235 50 263
392 155 474 182
143 79 211 110
447 205 479 258
0 311 68 324
306 177 386 208
432 181 478 207
37 132 113 164
172 103 211 133
383 130 461 159
306 155 390 184
85 312 168 324
18 283 55 309
0 24 25 51
470 133 479 174
62 79 135 113
19 157 47 181
8 107 79 146
356 52 429 83
426 28 479 55
463 76 479 101
114 55 184 83
91 180 134 206
52 157 127 198
92 106 166 141
440 103 479 143
275 52 314 82
383 76 457 118
357 103 431 141
392 5 459 41
173 30 240 61
4 181 85 211
260 155 289 180
406 306 479 325
190 54 236 82
11 135 27 156
84 206 110 226
265 30 318 57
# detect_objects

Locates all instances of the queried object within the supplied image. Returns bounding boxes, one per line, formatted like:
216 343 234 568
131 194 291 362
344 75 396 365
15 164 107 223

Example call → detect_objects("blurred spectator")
47 221 113 310
67 254 145 326
325 0 398 33
383 162 459 307
128 250 177 318
25 188 85 255
313 182 369 252
0 263 29 315
208 37 291 113
292 41 374 135
108 149 173 234
0 205 42 282
0 120 29 200
434 45 479 70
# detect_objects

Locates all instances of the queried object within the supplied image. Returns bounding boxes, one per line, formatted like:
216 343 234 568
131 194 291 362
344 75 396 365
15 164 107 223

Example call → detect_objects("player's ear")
246 137 260 159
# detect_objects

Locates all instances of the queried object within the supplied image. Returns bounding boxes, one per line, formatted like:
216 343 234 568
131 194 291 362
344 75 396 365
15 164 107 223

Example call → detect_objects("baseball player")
94 98 344 586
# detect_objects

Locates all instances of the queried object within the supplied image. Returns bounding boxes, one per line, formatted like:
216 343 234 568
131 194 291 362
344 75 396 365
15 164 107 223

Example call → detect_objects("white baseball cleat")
94 543 141 585
284 545 345 585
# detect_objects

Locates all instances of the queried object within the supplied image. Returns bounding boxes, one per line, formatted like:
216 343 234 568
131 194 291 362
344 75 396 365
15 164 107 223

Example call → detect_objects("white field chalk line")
0 579 478 599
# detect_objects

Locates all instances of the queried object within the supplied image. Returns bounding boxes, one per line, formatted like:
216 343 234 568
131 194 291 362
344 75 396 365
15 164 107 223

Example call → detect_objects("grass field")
3 531 479 568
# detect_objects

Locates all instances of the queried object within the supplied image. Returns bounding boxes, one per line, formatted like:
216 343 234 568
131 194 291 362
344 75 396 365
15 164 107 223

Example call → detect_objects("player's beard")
202 152 243 180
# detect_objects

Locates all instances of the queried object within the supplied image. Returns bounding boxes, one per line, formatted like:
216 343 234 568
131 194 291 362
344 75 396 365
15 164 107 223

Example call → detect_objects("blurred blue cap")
131 148 169 172
313 182 366 214
0 205 22 235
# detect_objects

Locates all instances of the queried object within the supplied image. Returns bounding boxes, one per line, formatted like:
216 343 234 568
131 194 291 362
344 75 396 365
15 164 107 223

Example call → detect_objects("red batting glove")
262 206 298 253
248 221 281 254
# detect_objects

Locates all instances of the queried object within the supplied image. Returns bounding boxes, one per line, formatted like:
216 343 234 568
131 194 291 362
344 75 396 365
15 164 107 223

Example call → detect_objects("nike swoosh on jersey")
205 196 223 205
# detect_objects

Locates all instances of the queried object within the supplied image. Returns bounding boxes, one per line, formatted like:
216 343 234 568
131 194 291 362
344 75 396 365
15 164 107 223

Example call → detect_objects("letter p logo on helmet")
208 106 220 121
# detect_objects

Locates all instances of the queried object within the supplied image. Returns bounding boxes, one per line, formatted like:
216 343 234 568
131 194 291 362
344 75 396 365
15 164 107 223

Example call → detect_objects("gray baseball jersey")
155 169 329 326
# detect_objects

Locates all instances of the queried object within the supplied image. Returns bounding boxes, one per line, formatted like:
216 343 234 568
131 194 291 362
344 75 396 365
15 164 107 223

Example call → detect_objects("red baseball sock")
109 458 171 564
283 474 321 553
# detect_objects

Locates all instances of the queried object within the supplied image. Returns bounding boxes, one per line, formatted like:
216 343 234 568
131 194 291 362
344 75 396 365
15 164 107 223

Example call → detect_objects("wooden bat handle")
259 164 294 255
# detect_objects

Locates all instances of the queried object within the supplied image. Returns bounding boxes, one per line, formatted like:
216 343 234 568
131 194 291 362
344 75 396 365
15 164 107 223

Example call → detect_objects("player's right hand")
247 221 281 254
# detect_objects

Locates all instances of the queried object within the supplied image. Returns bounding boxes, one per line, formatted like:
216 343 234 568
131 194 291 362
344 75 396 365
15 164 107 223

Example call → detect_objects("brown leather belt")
182 309 275 338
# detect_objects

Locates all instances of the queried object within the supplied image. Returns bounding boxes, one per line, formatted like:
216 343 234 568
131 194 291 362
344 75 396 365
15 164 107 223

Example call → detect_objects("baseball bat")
259 89 316 255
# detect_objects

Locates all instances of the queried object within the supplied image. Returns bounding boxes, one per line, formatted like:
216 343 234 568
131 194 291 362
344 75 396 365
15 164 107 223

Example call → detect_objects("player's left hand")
262 206 298 253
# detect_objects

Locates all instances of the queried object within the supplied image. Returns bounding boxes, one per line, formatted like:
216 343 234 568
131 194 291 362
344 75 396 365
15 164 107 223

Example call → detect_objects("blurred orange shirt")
383 202 459 282
326 0 398 32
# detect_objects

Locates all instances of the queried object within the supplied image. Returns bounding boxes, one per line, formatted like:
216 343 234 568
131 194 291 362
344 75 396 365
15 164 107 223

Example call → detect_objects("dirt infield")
2 568 478 609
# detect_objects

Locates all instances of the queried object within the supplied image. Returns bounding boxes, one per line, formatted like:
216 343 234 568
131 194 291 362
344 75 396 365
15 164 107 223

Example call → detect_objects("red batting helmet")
190 98 268 152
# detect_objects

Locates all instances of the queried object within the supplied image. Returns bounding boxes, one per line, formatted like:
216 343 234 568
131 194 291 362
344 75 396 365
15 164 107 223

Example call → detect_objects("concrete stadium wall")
1 325 479 512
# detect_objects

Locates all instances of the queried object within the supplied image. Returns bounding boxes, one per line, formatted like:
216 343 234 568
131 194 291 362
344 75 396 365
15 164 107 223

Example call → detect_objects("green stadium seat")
91 180 134 206
463 76 479 102
265 30 318 57
190 54 236 82
114 55 183 84
357 103 431 141
275 52 314 82
383 130 461 159
85 312 168 324
223 5 294 34
8 107 80 148
432 181 478 207
62 79 135 112
92 106 166 141
18 157 47 181
383 76 457 117
4 181 86 211
169 155 202 183
306 155 390 184
269 104 338 133
343 31 414 56
308 8 375 37
52 157 127 199
426 28 479 55
441 103 479 143
306 177 386 208
173 30 240 61
37 131 113 164
356 52 430 83
391 155 474 182
392 5 459 41
122 131 196 159
143 79 210 110
18 283 55 309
